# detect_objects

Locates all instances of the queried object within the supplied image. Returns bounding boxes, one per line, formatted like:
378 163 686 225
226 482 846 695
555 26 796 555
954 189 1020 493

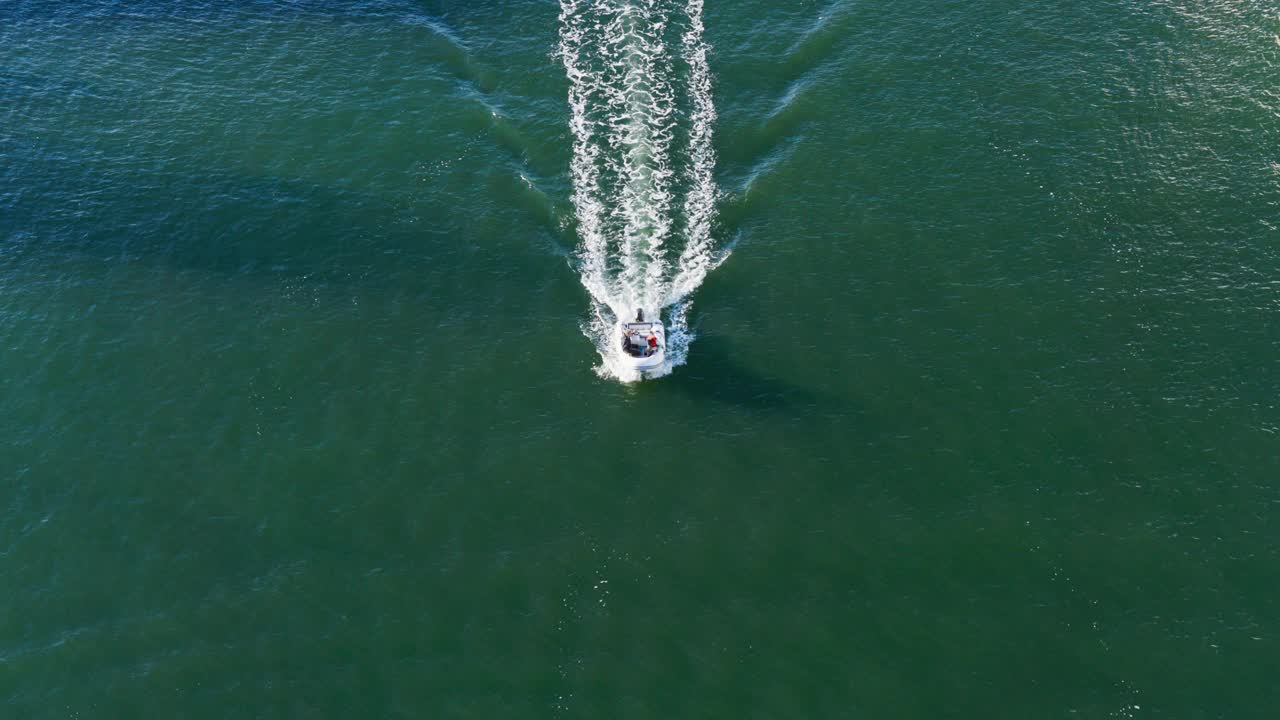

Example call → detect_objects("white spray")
558 0 721 381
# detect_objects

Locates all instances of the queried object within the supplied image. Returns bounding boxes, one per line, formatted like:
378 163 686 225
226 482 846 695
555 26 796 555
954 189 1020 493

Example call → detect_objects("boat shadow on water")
657 333 829 420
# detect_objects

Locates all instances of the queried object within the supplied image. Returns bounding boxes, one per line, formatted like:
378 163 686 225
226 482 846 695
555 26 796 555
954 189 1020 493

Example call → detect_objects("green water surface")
2 1 1278 717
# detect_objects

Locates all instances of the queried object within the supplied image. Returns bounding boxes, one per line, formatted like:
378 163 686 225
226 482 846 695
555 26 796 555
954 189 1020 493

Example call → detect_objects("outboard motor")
636 309 644 322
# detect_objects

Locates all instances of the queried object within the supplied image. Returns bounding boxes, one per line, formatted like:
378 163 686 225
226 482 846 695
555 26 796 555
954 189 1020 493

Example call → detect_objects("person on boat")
646 332 658 355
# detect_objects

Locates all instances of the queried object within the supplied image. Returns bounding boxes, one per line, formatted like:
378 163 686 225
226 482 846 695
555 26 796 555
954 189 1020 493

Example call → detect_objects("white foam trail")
558 0 721 381
558 0 610 308
671 0 718 302
601 0 677 312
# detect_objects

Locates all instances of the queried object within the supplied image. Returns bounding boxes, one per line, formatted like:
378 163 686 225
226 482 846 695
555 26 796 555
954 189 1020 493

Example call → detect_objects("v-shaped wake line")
558 0 720 381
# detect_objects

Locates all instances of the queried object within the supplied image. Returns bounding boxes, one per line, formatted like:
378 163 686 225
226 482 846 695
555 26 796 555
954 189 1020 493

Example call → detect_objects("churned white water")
558 0 721 381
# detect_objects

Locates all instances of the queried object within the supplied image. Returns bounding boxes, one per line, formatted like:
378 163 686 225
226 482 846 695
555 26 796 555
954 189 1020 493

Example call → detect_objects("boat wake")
558 0 720 382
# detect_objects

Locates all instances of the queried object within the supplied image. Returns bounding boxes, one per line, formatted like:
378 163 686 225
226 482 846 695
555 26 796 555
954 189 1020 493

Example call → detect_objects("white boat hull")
618 320 665 372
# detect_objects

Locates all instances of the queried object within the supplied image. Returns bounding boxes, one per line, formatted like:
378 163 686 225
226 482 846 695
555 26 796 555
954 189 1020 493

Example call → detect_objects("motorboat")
618 309 665 372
